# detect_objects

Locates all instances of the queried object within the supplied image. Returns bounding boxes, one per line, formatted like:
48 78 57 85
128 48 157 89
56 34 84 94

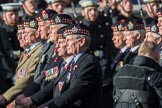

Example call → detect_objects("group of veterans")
0 0 162 108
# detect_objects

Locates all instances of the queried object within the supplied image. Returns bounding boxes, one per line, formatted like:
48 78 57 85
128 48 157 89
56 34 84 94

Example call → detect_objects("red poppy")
54 57 58 62
73 65 78 70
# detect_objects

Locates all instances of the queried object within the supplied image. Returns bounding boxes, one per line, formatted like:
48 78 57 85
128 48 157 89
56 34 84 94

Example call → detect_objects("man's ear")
79 37 86 47
2 13 6 21
136 32 141 40
81 9 85 17
156 37 162 45
35 31 39 38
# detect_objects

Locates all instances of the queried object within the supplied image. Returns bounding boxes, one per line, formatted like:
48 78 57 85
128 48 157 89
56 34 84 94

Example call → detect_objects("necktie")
69 60 75 72
60 61 66 74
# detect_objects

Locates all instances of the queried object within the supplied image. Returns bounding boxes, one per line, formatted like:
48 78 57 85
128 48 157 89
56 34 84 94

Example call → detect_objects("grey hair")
133 29 145 38
76 35 91 48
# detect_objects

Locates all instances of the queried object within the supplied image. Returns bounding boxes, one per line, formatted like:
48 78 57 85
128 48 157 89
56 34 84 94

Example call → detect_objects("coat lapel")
17 43 42 69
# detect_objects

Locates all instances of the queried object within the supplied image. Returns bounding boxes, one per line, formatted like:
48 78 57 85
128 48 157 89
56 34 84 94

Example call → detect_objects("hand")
15 94 26 105
21 97 33 106
0 95 6 105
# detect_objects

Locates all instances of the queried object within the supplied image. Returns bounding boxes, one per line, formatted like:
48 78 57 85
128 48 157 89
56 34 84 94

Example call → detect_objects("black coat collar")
133 56 162 72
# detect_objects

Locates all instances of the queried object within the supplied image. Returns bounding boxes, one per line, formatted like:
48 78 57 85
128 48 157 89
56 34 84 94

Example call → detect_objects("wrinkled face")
48 25 61 43
66 35 79 55
144 32 161 45
3 11 19 26
17 29 28 48
144 3 159 18
38 21 50 39
82 6 99 22
157 17 162 35
112 31 125 49
123 31 137 48
57 38 68 58
50 2 64 14
23 0 37 15
24 28 36 45
120 0 133 13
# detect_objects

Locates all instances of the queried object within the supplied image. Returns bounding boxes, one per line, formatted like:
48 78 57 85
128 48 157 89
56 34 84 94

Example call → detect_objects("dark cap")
122 19 144 31
145 23 161 38
17 21 24 30
145 23 159 33
50 14 73 25
57 26 68 39
36 9 57 22
24 18 38 30
111 19 126 32
63 24 91 37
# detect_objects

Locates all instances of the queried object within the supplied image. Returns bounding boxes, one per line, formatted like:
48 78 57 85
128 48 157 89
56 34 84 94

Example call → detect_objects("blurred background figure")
0 3 22 89
45 0 65 14
19 0 38 21
143 0 161 24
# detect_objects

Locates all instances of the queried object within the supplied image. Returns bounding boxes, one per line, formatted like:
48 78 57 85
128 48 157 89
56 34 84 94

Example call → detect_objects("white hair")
77 35 91 48
133 29 145 38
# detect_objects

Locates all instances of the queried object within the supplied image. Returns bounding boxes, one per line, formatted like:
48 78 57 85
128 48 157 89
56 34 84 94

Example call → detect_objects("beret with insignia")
145 23 159 33
145 23 161 37
17 21 24 30
50 14 73 25
46 0 65 4
111 19 126 32
122 19 144 31
24 18 38 29
79 0 99 8
36 9 57 22
57 26 68 39
63 24 91 37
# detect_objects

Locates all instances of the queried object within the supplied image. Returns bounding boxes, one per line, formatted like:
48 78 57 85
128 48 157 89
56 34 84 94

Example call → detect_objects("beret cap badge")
30 20 36 28
118 24 122 31
55 16 61 23
42 10 48 20
72 26 79 33
151 25 157 32
128 22 134 30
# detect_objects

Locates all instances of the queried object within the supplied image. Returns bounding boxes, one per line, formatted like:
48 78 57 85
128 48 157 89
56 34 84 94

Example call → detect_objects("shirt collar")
30 41 41 51
64 56 74 66
73 51 86 63
121 46 128 53
130 44 140 52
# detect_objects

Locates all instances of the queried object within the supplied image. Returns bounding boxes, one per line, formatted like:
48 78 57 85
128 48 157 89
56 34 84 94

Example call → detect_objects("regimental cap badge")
72 26 79 33
151 25 158 32
145 23 159 33
118 24 123 31
30 20 36 28
42 10 48 20
128 22 134 30
55 16 61 23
